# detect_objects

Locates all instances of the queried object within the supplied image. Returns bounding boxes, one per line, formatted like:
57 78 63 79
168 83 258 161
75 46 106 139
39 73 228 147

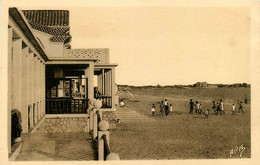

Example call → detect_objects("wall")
36 115 89 133
8 16 46 136
32 29 64 58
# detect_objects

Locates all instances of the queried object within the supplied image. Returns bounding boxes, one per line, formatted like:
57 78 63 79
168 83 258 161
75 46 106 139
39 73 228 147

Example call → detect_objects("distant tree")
242 83 248 87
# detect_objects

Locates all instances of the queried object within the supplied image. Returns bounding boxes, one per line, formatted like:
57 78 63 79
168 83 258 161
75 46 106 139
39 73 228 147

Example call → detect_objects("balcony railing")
95 96 112 108
46 99 88 114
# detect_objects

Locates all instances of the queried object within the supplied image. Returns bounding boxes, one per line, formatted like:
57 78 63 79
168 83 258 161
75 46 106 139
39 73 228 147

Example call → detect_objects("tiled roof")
28 20 70 36
22 10 71 42
22 10 69 26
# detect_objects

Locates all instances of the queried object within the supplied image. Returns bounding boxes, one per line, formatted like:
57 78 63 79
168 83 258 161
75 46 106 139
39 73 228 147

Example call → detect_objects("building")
8 8 118 154
194 82 208 87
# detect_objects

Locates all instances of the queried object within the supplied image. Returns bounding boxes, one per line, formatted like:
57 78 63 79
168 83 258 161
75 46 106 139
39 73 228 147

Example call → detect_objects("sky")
68 7 250 86
17 5 251 86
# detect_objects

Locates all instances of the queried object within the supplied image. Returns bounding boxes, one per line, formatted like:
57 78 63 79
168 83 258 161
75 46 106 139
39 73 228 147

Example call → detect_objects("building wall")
32 29 64 58
8 16 46 137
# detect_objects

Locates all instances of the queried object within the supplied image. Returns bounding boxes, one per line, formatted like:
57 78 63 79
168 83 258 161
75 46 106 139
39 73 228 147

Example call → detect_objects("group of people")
189 98 246 119
189 99 210 118
151 99 173 117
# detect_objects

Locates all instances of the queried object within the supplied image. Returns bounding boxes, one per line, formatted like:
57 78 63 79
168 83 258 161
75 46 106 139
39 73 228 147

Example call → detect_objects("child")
239 101 244 114
160 101 164 117
195 101 200 114
199 103 203 114
220 99 225 115
232 104 236 116
169 104 173 113
204 109 209 119
212 101 216 113
151 104 156 116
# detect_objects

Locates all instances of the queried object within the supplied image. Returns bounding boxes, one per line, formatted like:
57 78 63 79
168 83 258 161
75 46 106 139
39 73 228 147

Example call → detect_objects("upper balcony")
63 48 110 64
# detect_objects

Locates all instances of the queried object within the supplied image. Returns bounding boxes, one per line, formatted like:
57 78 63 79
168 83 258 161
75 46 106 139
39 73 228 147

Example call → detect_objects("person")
220 99 225 115
245 97 248 104
120 99 125 107
216 102 221 115
164 99 170 116
160 101 164 117
204 109 209 119
232 104 236 116
169 104 173 113
189 99 194 114
239 101 244 114
151 104 156 116
195 101 200 114
212 101 216 113
199 103 203 114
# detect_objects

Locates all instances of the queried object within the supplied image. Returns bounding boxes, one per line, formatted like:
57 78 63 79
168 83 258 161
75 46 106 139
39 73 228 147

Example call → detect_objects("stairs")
115 107 157 124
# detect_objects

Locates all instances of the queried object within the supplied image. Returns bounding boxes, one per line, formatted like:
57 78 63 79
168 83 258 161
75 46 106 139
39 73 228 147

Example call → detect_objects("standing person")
189 99 194 114
220 99 225 115
160 101 164 117
199 103 203 114
169 104 173 114
164 99 169 116
212 101 216 114
195 101 200 114
239 101 244 114
245 97 248 104
216 102 221 115
232 104 236 116
204 109 209 119
151 104 156 117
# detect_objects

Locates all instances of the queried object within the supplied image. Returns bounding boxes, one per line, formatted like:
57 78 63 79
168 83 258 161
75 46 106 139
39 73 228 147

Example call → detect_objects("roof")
22 10 69 26
22 10 71 42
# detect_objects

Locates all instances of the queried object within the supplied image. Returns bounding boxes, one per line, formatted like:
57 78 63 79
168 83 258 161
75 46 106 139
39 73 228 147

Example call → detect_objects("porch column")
12 38 22 113
31 55 36 128
21 45 28 133
111 68 116 109
8 26 13 153
43 63 46 116
102 69 105 95
27 50 33 132
85 62 94 100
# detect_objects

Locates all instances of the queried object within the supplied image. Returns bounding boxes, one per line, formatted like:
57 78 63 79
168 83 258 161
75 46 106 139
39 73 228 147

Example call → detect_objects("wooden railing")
95 96 112 108
46 99 88 114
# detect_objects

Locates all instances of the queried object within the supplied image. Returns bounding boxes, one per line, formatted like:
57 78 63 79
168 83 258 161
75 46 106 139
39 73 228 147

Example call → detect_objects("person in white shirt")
169 104 173 113
232 104 236 116
151 104 156 116
220 99 225 115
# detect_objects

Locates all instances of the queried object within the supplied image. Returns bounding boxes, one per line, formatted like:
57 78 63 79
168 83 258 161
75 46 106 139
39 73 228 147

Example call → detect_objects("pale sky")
69 7 250 85
18 6 251 86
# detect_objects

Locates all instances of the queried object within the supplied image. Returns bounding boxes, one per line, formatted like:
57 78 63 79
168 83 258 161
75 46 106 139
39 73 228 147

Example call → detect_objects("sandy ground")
110 87 250 159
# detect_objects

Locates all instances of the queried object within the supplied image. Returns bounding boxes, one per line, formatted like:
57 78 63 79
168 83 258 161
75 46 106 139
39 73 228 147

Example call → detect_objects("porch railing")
95 96 112 108
46 99 88 114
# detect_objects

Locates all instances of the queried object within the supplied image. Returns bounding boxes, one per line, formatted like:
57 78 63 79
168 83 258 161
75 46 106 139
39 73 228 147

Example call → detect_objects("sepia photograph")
1 0 260 164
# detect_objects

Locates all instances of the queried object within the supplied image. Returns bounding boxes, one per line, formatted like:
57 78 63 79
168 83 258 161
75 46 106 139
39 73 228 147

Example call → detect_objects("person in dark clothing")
245 97 248 104
189 99 194 114
239 101 244 114
212 101 216 114
164 99 170 116
160 101 164 117
216 102 221 115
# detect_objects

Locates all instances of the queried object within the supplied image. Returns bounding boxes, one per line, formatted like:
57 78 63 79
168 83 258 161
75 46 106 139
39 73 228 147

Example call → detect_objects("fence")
89 100 120 161
95 96 112 108
46 99 88 114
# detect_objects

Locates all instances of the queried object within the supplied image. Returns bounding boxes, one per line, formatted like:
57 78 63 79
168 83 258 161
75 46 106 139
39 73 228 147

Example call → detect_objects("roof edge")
9 7 49 61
